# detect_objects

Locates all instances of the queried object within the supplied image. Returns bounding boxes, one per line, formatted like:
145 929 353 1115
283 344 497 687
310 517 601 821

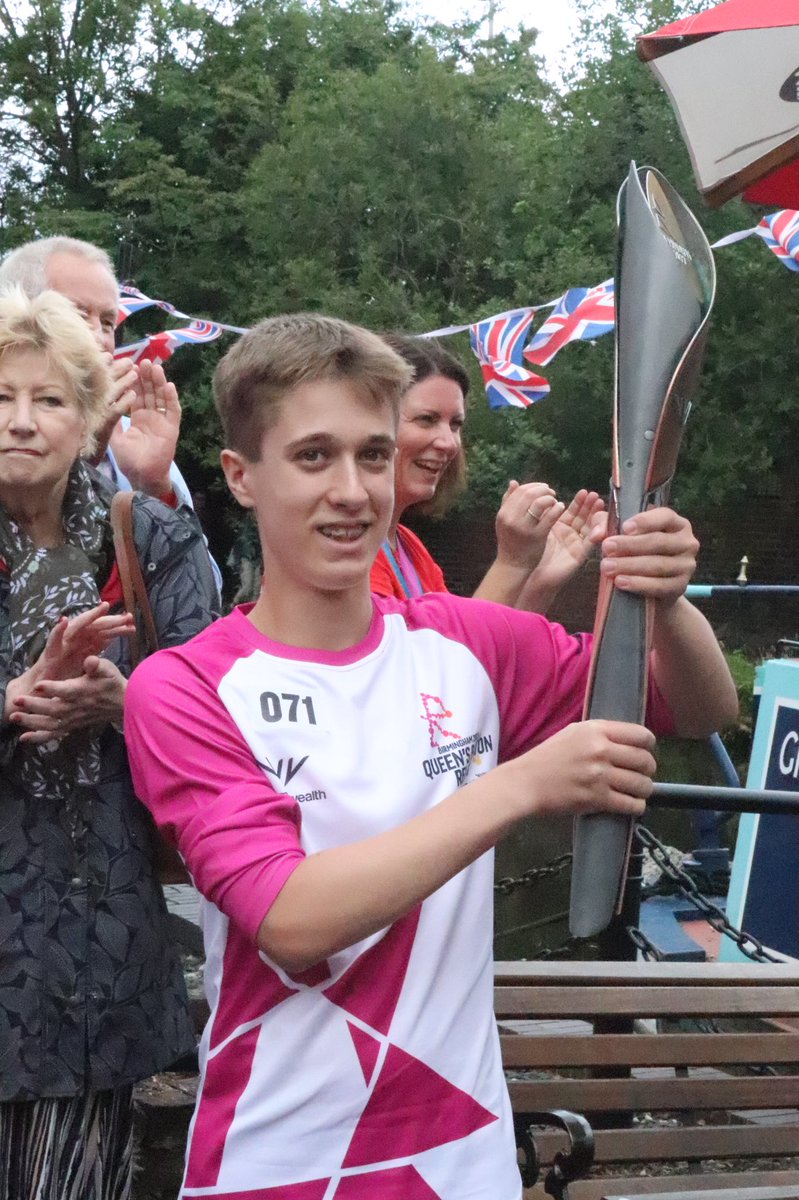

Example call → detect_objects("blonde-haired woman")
0 289 218 1198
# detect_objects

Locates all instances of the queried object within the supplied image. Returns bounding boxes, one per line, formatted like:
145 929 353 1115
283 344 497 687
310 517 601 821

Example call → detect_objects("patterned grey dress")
0 471 220 1105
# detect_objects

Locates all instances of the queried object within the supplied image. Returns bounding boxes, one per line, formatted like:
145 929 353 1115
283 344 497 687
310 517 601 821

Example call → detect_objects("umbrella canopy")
637 0 799 207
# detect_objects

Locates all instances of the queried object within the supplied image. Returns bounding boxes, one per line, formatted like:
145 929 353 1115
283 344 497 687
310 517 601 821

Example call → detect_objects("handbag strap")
110 491 159 667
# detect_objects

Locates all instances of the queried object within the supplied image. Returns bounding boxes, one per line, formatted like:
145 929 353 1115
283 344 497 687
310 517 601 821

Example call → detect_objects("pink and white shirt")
125 594 673 1200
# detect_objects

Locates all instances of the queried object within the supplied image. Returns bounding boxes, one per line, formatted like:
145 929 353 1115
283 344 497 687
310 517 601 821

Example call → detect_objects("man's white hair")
0 236 118 299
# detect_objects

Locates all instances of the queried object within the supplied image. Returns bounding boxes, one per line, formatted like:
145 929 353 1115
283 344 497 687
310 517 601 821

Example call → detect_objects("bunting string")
114 209 799 407
417 299 560 339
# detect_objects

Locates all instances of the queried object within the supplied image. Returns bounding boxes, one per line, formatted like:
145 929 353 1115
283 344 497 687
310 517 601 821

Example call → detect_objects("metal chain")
494 852 572 896
625 923 665 962
531 933 592 961
642 863 731 901
494 827 782 965
633 824 782 964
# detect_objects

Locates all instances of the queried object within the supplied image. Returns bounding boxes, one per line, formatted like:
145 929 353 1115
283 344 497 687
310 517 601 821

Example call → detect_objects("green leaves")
0 0 794 561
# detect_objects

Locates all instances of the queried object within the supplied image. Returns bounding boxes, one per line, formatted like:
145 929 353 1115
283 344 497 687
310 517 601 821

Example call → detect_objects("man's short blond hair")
0 288 110 455
214 313 413 459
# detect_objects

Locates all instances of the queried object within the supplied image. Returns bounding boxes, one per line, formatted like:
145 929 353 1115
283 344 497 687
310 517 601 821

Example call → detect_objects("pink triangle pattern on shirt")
342 1042 498 1168
347 1021 381 1086
333 1164 442 1198
210 924 299 1051
186 929 302 1188
323 905 421 1036
185 1024 262 1186
197 1179 331 1199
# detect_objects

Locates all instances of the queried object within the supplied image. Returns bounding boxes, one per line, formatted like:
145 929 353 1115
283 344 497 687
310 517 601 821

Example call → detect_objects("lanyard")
381 535 423 599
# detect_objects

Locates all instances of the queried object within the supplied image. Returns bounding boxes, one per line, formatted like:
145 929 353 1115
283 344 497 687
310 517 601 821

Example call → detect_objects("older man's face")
45 251 118 356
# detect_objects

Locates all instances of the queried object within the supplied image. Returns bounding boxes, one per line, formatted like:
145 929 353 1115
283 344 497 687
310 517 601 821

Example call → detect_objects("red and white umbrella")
637 0 799 207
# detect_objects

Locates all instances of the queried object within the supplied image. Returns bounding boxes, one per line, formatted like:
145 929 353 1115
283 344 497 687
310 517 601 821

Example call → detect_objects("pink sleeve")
125 646 306 943
397 594 675 760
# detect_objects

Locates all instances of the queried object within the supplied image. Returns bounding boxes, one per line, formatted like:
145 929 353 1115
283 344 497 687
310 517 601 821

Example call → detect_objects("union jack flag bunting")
115 320 223 365
524 280 616 367
119 284 178 319
469 310 550 409
169 319 222 345
116 294 160 327
118 284 249 335
756 210 799 273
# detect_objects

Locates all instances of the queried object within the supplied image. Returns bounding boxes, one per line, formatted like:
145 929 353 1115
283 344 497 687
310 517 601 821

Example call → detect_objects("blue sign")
765 701 799 791
722 661 799 961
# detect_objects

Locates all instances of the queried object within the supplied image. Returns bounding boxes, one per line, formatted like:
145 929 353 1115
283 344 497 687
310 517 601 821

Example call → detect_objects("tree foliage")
0 0 794 556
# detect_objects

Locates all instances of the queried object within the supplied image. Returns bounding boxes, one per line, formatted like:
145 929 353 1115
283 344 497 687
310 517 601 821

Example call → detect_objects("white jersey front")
126 593 672 1200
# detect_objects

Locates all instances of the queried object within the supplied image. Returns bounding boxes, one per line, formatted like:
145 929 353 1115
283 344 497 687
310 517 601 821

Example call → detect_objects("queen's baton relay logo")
419 693 493 786
420 692 461 748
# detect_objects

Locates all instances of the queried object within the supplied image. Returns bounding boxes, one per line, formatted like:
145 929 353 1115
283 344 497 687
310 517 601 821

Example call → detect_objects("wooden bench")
495 960 799 1200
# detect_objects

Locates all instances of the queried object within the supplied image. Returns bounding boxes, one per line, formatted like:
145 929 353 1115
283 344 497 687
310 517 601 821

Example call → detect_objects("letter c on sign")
779 730 799 777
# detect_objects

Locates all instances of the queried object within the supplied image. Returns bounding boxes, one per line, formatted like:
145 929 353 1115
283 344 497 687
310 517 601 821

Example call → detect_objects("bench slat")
508 1074 799 1111
501 1032 799 1068
597 1189 799 1200
545 1173 799 1200
496 985 799 1018
528 1124 799 1164
598 1191 799 1200
497 961 799 986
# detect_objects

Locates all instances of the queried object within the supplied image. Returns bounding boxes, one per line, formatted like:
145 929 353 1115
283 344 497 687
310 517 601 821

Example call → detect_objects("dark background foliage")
0 0 794 581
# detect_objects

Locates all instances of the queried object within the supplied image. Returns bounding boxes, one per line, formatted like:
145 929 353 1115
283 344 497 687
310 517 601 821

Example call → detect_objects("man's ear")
220 448 255 509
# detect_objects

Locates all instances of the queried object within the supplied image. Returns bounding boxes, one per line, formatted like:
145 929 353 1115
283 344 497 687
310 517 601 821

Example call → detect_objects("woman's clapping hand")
4 604 134 738
8 656 128 744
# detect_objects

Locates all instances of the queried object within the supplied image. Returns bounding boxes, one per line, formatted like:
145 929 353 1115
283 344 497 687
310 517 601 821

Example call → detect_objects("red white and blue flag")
525 280 616 367
755 210 799 273
114 320 223 365
117 295 164 327
469 309 550 409
117 284 178 327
